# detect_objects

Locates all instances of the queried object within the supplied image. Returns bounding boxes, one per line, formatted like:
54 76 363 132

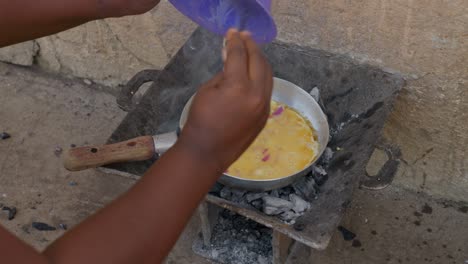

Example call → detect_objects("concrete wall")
1 0 467 201
0 1 196 86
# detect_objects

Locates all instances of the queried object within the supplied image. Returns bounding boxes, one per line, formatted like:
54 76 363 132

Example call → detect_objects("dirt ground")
0 62 466 263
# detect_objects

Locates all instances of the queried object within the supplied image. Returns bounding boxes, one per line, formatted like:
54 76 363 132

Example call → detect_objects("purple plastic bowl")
169 0 277 43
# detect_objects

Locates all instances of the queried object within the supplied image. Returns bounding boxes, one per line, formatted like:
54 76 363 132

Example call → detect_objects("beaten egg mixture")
227 101 318 180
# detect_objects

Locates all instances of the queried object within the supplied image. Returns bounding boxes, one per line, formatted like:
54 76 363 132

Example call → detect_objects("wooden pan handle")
64 136 155 171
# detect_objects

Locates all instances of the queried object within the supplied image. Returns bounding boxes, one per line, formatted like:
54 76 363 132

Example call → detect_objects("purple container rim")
169 0 277 43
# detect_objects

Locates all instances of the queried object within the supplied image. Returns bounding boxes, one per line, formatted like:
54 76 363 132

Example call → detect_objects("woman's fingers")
240 31 273 97
223 29 249 85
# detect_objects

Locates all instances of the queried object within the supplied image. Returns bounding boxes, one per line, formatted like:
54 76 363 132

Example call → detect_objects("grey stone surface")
0 62 128 250
271 0 468 202
0 41 38 66
0 62 466 264
35 1 196 86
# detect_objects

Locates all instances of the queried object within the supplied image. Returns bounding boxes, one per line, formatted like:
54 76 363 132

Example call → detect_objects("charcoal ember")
279 210 300 222
263 205 285 215
231 189 247 203
319 147 334 165
2 206 17 220
313 173 328 186
32 222 56 231
0 132 11 140
262 196 294 215
309 87 320 102
279 186 294 196
289 194 311 213
292 177 317 201
337 226 356 241
251 199 263 210
312 165 327 176
311 165 328 186
245 192 267 203
219 186 232 200
270 189 280 198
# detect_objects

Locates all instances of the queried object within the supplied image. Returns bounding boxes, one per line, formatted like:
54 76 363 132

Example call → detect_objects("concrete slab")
0 62 130 250
0 63 466 263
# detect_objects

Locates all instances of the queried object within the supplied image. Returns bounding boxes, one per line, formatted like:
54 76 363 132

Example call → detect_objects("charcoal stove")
102 28 404 263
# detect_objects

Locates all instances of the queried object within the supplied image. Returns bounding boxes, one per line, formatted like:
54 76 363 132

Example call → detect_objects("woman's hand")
179 29 273 172
0 0 161 47
98 0 161 18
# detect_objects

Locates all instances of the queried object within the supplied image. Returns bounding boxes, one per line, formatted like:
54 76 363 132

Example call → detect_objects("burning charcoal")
231 189 247 203
263 206 281 215
279 210 300 222
279 186 294 196
262 196 294 215
251 199 263 210
313 173 328 186
312 165 327 176
320 147 334 165
32 222 56 231
219 186 232 200
2 206 17 220
270 189 279 198
309 87 320 102
292 177 317 201
245 192 266 203
289 194 311 213
337 226 356 241
0 132 11 140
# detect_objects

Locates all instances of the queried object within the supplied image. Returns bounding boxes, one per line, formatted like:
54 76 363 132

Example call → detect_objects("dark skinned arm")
0 0 160 47
0 30 273 263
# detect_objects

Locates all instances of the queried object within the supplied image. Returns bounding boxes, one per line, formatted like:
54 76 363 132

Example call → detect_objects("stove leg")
272 230 294 264
285 242 312 264
197 201 221 247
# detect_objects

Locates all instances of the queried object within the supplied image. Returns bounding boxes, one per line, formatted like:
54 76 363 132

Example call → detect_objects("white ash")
192 210 272 264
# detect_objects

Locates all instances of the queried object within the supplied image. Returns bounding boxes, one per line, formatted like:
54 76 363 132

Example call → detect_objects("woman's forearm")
0 0 103 47
43 141 222 264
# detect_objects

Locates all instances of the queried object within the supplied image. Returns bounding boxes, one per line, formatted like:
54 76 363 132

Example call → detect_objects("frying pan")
64 78 329 191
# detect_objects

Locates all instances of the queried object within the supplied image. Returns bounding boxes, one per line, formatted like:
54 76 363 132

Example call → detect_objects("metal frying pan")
64 77 329 191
